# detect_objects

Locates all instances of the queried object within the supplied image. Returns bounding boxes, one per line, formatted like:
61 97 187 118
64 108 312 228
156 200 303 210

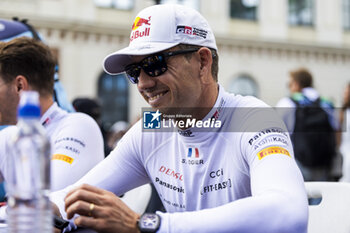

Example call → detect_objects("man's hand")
64 184 140 233
53 202 63 233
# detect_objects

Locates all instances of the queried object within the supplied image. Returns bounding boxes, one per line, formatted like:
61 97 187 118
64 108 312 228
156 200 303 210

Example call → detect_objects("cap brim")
103 42 179 75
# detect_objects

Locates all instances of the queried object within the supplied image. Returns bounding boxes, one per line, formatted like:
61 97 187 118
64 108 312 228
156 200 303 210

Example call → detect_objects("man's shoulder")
224 92 270 108
60 111 97 125
276 96 296 108
218 94 288 133
0 125 17 138
51 111 102 137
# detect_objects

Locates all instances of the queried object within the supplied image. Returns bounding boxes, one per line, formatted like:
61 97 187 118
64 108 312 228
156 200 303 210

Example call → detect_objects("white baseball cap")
103 4 217 75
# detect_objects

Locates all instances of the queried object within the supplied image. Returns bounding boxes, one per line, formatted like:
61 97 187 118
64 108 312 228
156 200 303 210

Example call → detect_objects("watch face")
139 213 160 232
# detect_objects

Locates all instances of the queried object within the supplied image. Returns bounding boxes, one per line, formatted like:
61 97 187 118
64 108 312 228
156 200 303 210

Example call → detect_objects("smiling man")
51 4 308 233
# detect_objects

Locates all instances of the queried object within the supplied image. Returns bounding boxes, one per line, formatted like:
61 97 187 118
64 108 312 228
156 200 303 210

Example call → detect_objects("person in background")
107 121 130 150
339 83 350 182
0 38 104 214
0 19 103 206
0 17 75 116
72 97 111 156
51 4 308 233
276 68 337 181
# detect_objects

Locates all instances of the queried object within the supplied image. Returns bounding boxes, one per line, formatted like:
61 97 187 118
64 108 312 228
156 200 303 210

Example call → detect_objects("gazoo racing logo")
176 25 208 39
130 16 151 42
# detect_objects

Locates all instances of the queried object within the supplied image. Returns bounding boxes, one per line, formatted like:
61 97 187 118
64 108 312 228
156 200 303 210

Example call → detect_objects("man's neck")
39 95 54 116
185 83 219 121
199 83 219 117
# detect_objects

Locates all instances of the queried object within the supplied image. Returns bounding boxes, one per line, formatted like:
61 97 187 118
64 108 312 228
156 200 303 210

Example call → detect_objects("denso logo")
159 166 183 181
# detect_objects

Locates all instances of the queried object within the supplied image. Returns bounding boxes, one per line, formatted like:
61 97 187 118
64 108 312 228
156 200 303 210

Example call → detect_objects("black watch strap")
138 213 161 233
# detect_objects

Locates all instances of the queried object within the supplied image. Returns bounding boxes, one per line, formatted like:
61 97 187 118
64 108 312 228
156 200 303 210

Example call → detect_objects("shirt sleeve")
156 107 308 233
0 130 6 183
0 126 17 183
50 113 105 191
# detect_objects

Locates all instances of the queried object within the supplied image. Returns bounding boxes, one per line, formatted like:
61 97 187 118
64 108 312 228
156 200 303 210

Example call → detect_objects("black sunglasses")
125 48 200 84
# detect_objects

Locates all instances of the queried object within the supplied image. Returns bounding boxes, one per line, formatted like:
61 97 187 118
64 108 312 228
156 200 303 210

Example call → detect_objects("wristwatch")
138 213 161 233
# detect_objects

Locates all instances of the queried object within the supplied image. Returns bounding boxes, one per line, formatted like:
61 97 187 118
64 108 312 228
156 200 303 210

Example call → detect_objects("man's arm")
57 153 307 233
156 150 308 233
50 113 104 191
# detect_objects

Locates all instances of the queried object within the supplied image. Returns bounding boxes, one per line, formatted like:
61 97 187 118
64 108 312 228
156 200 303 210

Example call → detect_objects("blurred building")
1 0 350 128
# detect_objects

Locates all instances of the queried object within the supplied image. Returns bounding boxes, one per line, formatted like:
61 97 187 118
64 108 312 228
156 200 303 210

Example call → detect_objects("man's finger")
74 216 103 231
65 188 102 213
66 200 98 219
67 184 106 197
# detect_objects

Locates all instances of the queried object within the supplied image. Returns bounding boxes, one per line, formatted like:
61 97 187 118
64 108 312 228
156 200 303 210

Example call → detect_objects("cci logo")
143 110 162 129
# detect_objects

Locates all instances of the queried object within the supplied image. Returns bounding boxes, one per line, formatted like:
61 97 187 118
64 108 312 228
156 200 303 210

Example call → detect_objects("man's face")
288 76 300 94
0 76 19 125
135 49 205 113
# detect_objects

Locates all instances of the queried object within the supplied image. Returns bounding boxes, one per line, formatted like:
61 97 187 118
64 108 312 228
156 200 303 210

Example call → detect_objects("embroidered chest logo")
181 147 204 165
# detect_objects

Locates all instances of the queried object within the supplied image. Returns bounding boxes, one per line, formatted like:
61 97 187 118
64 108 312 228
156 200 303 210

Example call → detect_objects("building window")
94 0 134 10
159 0 199 10
344 0 350 30
98 72 129 129
228 74 259 97
230 0 259 21
288 0 314 26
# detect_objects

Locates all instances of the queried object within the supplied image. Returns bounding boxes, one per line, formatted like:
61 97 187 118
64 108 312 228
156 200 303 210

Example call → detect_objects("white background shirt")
0 103 104 191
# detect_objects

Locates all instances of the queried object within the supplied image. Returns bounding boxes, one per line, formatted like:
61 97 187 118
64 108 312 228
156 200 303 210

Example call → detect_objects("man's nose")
137 69 156 90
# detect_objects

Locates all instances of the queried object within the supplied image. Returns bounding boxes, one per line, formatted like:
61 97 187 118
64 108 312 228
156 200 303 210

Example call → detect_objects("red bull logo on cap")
132 16 151 31
130 16 151 42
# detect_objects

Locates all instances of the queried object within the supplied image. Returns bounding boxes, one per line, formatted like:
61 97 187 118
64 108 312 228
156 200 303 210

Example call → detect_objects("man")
0 38 104 192
0 18 75 114
0 18 78 202
52 4 308 233
276 68 337 181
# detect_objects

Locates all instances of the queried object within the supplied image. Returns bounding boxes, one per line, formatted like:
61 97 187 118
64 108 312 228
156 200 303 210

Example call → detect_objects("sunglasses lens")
125 65 141 84
142 54 167 77
125 54 169 84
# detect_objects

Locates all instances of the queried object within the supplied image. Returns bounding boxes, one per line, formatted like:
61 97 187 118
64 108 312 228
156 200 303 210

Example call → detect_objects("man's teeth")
149 93 164 101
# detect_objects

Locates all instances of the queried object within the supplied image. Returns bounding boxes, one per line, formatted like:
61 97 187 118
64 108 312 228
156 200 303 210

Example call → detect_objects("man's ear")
198 47 213 84
14 75 29 93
